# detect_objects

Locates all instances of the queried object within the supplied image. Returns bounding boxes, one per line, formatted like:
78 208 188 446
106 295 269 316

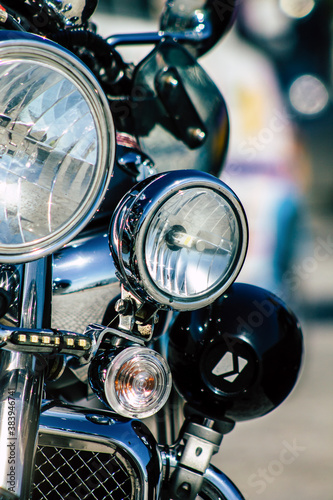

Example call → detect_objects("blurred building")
236 0 333 213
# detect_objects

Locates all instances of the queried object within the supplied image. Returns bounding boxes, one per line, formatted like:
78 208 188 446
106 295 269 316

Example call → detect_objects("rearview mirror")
160 0 238 57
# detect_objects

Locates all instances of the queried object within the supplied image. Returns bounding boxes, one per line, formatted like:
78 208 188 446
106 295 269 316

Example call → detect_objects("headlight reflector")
110 170 248 310
145 187 240 299
0 32 115 263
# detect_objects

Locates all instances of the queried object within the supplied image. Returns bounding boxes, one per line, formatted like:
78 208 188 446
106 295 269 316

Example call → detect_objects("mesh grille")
32 445 136 500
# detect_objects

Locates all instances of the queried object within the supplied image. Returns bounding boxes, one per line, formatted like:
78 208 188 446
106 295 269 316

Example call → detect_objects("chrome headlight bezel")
101 345 172 419
110 170 248 311
0 31 115 264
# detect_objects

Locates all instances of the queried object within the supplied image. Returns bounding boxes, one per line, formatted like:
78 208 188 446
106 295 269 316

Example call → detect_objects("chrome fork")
0 259 48 499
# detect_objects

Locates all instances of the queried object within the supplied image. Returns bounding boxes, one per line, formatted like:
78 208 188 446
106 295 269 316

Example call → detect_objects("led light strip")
7 330 91 355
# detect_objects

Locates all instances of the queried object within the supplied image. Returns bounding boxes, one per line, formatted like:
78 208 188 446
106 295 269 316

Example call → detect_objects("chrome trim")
161 450 245 500
20 260 47 328
0 261 47 499
36 402 163 500
0 351 45 500
52 231 120 333
106 30 209 49
0 265 21 327
203 465 246 500
45 0 98 26
111 170 248 311
0 31 115 263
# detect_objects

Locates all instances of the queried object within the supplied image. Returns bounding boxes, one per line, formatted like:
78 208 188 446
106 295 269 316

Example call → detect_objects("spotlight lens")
145 187 240 300
110 170 248 310
105 347 172 418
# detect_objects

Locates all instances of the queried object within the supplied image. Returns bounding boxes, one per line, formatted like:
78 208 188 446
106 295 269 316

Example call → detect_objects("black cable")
0 8 25 31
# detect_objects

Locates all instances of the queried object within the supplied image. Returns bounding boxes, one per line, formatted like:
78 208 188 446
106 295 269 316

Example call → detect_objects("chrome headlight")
0 32 115 263
110 170 248 311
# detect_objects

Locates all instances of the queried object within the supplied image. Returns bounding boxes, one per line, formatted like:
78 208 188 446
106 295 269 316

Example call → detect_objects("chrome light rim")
111 170 248 311
136 175 248 310
0 32 115 263
104 346 172 419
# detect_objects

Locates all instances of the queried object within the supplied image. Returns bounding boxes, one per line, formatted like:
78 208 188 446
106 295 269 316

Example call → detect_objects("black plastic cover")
168 283 303 422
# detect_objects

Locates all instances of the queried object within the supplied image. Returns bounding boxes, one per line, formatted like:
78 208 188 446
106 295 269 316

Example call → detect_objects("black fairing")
168 283 303 422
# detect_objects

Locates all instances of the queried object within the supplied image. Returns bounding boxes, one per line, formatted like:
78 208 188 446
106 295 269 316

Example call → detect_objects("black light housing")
168 283 303 422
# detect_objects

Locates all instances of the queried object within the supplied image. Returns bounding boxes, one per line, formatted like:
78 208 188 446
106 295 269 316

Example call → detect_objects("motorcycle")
0 1 303 499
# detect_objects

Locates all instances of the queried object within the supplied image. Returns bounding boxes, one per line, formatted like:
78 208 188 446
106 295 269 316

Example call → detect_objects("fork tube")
0 259 49 499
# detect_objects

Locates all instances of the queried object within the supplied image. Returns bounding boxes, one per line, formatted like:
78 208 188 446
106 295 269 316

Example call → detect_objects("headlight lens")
110 170 248 310
0 32 115 263
145 187 240 299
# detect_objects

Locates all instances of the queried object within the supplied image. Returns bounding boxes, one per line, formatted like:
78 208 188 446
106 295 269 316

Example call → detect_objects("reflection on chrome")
52 231 120 333
145 187 239 299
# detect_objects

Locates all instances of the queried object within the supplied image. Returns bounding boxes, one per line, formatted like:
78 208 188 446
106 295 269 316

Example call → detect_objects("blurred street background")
93 1 333 498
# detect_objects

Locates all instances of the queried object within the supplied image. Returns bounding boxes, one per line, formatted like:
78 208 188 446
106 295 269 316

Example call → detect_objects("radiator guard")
32 402 163 500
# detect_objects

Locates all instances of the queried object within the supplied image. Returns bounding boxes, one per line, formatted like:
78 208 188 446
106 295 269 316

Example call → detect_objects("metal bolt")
62 3 72 13
187 127 206 143
115 299 130 315
163 74 179 87
86 414 114 425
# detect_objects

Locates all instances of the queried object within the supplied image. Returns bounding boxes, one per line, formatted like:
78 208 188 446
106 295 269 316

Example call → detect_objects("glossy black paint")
168 283 303 422
132 41 229 175
155 66 208 149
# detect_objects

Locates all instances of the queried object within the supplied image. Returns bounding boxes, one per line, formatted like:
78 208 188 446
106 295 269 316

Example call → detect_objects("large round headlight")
110 170 248 310
0 32 115 263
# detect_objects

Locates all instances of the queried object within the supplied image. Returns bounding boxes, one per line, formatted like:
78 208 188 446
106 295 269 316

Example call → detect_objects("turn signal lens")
104 347 172 418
